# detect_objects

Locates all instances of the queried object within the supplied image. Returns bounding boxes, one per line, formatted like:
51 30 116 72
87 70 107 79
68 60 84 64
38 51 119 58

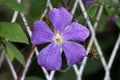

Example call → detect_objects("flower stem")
17 45 36 80
67 0 71 7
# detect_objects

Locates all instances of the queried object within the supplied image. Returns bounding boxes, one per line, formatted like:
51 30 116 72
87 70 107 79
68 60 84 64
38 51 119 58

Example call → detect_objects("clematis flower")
82 0 100 7
82 0 94 7
110 14 119 22
31 7 90 70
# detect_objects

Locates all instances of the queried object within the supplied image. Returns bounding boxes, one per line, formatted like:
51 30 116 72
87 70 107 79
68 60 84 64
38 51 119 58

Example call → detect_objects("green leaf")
0 22 29 44
3 0 27 14
94 0 103 3
29 0 46 20
87 6 97 19
96 13 108 32
4 41 25 66
115 17 120 28
112 0 119 3
105 5 115 16
0 0 2 5
6 44 15 61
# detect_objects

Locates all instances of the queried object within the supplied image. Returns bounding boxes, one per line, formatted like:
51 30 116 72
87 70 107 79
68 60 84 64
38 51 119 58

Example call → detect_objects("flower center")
53 32 63 45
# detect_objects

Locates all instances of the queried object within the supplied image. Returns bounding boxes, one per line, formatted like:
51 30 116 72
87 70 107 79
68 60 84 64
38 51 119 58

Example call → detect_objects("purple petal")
82 0 94 4
82 0 94 7
111 14 119 21
31 20 54 45
63 22 90 42
37 43 62 70
48 7 72 32
63 41 85 66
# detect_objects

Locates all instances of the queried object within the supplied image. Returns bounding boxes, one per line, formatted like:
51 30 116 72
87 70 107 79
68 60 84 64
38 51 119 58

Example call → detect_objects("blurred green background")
0 0 120 80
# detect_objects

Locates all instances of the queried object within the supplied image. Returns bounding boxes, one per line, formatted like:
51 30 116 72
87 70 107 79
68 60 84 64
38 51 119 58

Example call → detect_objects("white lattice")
0 0 120 80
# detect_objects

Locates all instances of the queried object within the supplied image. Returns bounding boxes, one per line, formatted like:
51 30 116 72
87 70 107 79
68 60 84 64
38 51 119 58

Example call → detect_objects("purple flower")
82 0 94 7
82 0 94 4
31 7 90 70
82 0 100 7
110 14 119 22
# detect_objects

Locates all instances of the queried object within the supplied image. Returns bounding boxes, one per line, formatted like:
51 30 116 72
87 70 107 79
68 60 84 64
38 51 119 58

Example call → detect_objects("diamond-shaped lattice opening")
0 56 14 80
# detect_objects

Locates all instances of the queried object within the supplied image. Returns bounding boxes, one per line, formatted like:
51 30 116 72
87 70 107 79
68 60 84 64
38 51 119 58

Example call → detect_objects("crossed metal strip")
70 0 107 79
72 0 120 80
20 0 56 80
0 0 55 80
72 0 109 80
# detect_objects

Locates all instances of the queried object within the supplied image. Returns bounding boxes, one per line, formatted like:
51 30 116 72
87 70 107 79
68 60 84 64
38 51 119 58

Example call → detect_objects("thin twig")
17 46 36 80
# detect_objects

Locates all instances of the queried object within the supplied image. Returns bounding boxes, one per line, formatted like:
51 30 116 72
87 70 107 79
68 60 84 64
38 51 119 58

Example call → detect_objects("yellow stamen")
53 32 63 45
